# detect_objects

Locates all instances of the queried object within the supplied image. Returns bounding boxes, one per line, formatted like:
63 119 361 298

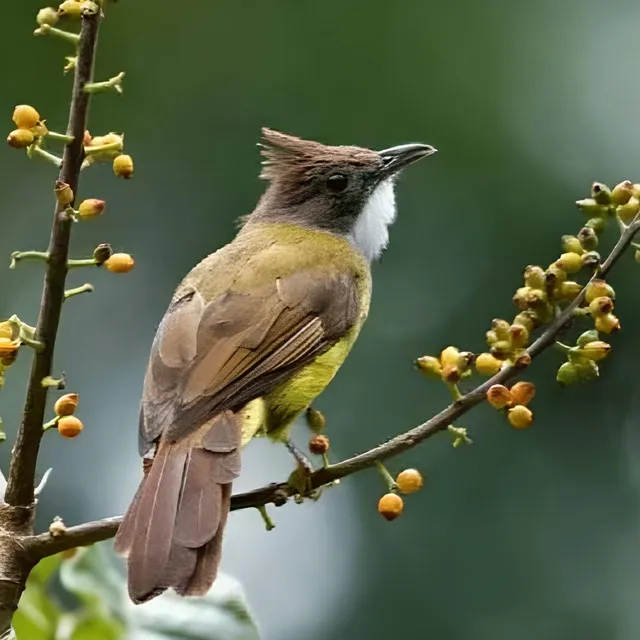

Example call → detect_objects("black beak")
377 143 437 178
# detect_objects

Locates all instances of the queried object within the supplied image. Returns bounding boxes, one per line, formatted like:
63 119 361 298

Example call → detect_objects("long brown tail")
115 412 241 604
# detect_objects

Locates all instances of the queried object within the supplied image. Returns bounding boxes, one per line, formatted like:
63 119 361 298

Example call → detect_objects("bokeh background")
3 1 640 638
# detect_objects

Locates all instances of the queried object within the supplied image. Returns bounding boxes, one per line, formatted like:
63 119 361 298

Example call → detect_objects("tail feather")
116 413 242 605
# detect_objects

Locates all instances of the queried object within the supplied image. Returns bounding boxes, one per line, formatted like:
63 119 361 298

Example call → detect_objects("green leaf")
58 543 127 622
125 573 261 640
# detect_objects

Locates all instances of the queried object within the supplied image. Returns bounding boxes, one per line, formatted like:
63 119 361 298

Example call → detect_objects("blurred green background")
3 1 640 638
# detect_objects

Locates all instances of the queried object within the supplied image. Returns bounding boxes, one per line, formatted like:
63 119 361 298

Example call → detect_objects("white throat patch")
350 179 397 261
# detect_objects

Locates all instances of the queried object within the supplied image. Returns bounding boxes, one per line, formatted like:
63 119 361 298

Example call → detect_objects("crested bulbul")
114 128 436 603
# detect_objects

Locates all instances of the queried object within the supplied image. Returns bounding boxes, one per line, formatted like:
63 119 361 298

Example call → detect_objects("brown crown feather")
258 127 379 182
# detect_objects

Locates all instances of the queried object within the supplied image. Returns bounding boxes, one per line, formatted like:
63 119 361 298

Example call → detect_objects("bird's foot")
285 439 322 502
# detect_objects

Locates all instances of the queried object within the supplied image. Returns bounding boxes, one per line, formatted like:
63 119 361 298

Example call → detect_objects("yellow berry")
57 0 82 18
308 434 329 455
617 198 640 225
441 363 461 383
54 181 74 207
439 346 459 369
508 323 529 348
378 493 404 521
415 355 442 380
556 252 583 274
490 340 511 360
611 180 634 206
588 296 614 317
490 319 510 340
57 415 83 438
561 235 584 255
558 281 582 300
486 384 513 409
475 353 502 376
113 154 134 179
12 105 40 129
104 253 135 273
77 198 106 220
395 469 424 494
510 381 535 406
523 265 545 290
36 7 59 26
579 341 611 362
512 312 537 333
507 405 534 429
594 313 620 334
585 279 615 302
54 393 78 417
7 129 34 149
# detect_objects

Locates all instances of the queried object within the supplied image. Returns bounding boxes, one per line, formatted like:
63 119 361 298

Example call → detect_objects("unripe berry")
113 154 134 179
489 340 511 360
585 217 607 234
416 355 442 380
7 129 34 149
306 406 326 433
588 296 613 317
576 329 599 347
378 493 403 521
508 323 529 348
475 353 502 376
556 252 582 274
309 434 329 455
57 0 82 18
574 358 599 381
77 198 106 220
561 235 584 255
558 281 582 300
490 318 510 341
594 313 620 334
508 405 534 429
591 182 611 204
92 243 113 266
57 415 83 438
580 341 611 362
54 393 78 416
585 279 615 302
617 197 640 225
636 249 640 264
36 7 59 26
55 181 74 207
557 361 579 386
575 198 607 216
439 346 460 369
509 381 535 406
578 226 598 251
611 180 634 206
12 104 40 129
486 384 513 409
396 469 424 494
581 251 601 269
104 253 135 274
523 265 545 290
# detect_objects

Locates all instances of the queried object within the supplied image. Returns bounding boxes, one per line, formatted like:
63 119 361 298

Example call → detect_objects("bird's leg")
285 438 314 475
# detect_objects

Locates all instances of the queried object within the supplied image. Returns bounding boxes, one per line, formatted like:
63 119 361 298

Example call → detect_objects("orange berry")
507 405 534 429
309 434 329 455
104 253 135 273
57 415 83 438
7 129 34 149
54 393 78 417
395 469 424 494
486 384 513 409
0 337 20 358
509 381 535 406
378 493 404 521
12 104 40 129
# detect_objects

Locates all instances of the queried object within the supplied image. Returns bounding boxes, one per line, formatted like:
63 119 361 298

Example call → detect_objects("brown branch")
4 7 101 509
24 218 640 560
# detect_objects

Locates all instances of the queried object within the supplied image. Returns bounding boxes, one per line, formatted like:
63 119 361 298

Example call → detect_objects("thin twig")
25 218 640 560
5 8 101 509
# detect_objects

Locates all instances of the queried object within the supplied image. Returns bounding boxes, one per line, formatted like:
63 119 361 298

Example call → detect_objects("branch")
5 7 101 509
24 218 640 560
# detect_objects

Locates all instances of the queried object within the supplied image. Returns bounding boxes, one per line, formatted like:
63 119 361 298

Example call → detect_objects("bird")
114 127 436 604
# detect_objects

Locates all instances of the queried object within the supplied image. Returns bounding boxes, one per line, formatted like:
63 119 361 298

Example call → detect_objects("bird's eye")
326 174 349 193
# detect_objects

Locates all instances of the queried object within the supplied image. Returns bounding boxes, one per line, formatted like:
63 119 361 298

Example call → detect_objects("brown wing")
138 269 360 455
